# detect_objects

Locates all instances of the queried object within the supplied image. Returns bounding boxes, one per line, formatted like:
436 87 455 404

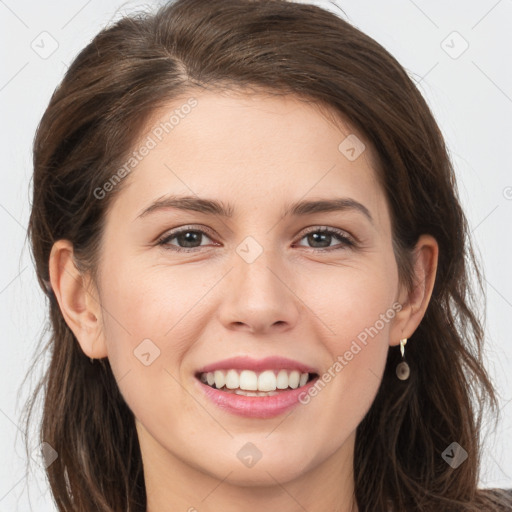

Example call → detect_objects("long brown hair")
23 0 511 510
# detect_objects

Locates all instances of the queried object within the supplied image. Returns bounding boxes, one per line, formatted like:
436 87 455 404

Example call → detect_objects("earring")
90 357 95 364
396 338 410 380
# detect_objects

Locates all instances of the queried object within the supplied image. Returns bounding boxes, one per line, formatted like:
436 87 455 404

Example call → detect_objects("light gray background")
1 0 511 510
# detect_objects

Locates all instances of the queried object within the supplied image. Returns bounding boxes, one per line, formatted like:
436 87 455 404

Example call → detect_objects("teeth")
225 369 239 389
240 369 258 391
200 369 312 392
214 370 225 389
276 369 289 389
233 389 279 397
288 370 300 389
258 370 276 391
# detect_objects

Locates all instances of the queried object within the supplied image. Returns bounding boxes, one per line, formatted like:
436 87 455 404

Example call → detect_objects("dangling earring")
90 357 95 364
396 338 410 380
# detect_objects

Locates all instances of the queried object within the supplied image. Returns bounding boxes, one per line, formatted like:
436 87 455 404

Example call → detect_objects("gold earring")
396 338 410 380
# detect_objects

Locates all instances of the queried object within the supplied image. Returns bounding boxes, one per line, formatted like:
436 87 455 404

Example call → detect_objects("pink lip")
195 355 318 375
195 376 319 419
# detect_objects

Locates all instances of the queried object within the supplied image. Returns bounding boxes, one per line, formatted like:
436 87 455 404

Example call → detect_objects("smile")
195 369 320 419
197 369 317 395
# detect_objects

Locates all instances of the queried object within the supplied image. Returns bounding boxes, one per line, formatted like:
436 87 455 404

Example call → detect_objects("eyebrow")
136 194 374 225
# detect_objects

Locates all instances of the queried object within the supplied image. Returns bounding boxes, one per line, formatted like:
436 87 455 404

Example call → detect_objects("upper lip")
196 356 319 376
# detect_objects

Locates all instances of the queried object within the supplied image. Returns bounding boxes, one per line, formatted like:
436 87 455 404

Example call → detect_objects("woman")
24 0 512 510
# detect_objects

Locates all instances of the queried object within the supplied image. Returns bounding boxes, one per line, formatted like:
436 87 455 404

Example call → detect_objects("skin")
49 89 438 512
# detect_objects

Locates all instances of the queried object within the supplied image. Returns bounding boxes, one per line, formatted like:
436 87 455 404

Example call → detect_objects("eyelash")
156 225 356 253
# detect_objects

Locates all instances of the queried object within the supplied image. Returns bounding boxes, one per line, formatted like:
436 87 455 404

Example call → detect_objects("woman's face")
88 90 416 488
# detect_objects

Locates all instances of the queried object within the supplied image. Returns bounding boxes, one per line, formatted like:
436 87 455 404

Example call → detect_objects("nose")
216 246 301 335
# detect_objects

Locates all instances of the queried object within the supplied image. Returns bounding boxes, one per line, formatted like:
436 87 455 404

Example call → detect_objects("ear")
389 234 439 346
48 239 108 359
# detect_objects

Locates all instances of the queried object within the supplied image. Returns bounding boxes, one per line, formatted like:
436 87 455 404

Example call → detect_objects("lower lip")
195 376 319 418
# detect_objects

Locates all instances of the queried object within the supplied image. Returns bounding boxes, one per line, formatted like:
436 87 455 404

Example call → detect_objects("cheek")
95 257 176 386
96 268 193 429
304 256 397 400
99 254 194 343
304 255 397 343
96 253 219 410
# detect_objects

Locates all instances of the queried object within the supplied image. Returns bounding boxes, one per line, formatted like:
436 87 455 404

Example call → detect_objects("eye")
156 225 356 253
157 226 216 252
294 227 355 251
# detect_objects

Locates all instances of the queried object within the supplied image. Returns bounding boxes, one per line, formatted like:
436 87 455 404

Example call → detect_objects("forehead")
107 89 389 230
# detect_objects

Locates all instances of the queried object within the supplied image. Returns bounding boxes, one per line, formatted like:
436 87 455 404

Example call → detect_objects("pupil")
180 231 200 247
309 232 330 248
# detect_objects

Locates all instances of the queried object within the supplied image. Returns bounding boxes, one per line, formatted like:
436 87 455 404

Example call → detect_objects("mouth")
193 355 321 418
195 369 319 396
